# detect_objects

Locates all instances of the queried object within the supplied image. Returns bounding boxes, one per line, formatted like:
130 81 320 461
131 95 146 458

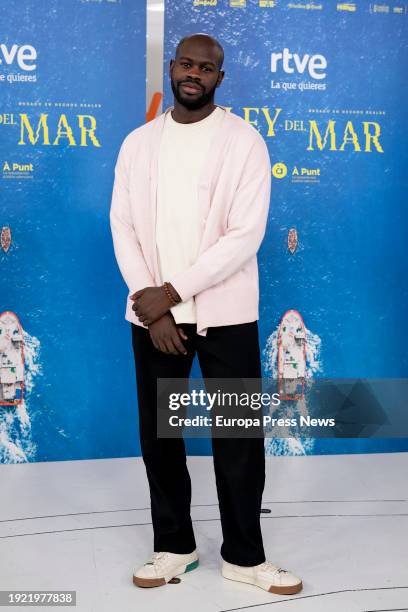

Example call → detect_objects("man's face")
170 40 224 111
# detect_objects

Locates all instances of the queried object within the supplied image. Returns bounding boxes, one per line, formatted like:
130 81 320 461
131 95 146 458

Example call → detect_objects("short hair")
176 34 224 70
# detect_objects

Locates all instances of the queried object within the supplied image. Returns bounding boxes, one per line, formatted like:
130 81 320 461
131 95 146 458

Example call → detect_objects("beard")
171 77 218 110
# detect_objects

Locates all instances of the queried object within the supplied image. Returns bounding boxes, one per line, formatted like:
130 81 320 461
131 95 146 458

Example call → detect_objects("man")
110 33 302 595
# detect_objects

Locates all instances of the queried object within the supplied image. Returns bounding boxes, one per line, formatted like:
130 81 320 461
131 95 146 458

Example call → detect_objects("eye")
181 62 191 68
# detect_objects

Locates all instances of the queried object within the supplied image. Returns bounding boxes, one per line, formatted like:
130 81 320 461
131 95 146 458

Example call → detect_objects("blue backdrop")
164 0 408 455
0 0 145 462
1 1 407 462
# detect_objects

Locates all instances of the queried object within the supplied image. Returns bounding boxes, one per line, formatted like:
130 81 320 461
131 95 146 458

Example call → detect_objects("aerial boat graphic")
1 226 12 253
287 228 298 254
277 309 306 401
0 311 25 406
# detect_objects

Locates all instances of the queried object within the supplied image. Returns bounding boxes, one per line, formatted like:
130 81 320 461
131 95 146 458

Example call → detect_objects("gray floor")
1 453 407 612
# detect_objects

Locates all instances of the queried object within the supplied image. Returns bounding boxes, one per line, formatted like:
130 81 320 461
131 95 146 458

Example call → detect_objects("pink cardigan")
110 106 271 337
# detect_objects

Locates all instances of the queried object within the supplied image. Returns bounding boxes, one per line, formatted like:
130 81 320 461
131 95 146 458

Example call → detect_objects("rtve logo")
0 43 37 71
271 48 327 80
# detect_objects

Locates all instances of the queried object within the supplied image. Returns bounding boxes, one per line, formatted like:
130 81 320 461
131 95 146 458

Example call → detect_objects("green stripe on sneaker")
185 560 199 572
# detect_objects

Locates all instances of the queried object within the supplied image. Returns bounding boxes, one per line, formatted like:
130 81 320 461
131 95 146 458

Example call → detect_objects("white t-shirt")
156 106 224 324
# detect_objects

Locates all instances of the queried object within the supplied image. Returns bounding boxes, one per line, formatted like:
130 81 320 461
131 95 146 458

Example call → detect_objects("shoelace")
146 552 170 569
259 560 288 575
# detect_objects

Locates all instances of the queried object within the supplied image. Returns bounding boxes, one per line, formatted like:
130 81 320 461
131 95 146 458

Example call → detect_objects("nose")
186 65 201 80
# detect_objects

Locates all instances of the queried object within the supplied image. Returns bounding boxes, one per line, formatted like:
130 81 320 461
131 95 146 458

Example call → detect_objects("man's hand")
131 285 180 326
148 312 189 355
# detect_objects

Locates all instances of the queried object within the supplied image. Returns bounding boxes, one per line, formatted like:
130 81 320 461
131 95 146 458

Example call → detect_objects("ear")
169 58 176 80
216 70 225 88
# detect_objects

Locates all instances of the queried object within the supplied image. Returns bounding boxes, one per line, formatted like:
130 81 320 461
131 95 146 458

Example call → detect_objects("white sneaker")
222 559 303 595
133 550 199 588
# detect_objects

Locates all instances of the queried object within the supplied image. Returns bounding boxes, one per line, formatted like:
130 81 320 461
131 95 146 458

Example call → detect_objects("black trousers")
131 320 266 566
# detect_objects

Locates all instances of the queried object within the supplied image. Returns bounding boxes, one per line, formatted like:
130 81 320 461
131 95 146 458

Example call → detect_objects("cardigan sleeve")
109 138 156 294
168 134 271 302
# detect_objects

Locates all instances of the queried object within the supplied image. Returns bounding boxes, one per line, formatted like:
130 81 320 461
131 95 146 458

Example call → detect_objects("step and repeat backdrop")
1 1 407 462
163 0 408 456
0 0 146 462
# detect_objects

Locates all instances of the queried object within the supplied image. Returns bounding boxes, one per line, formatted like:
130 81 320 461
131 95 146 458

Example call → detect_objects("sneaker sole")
133 559 199 588
222 569 303 595
268 581 303 595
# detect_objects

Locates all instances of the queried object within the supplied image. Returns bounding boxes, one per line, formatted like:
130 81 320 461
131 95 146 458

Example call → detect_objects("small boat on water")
0 311 24 406
287 228 298 254
1 226 11 253
277 309 306 401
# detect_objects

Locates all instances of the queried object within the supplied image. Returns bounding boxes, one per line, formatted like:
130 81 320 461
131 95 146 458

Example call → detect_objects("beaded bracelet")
163 282 179 306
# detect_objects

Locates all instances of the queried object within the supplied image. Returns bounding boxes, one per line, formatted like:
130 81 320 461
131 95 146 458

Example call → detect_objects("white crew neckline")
167 105 224 128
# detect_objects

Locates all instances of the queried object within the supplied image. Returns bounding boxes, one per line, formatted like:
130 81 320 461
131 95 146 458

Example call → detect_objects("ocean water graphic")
0 329 41 463
262 324 322 456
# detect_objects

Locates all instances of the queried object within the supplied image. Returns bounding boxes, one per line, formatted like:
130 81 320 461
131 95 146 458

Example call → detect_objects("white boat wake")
262 323 322 456
0 329 41 463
